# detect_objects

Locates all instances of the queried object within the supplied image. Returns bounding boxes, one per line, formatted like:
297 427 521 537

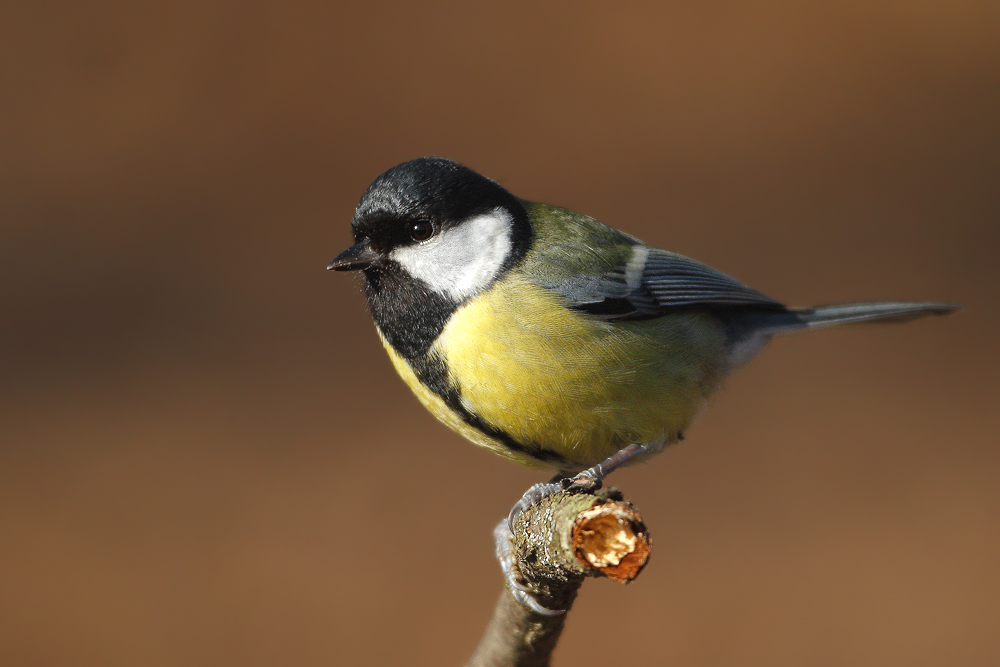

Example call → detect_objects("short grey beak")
328 242 381 271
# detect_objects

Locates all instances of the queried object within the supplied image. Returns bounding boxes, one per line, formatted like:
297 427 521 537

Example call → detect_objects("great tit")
329 157 957 478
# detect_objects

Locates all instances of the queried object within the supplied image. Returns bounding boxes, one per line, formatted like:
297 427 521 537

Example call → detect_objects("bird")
329 156 957 612
330 156 955 474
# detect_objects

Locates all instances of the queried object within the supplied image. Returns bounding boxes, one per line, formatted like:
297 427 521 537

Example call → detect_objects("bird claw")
506 481 562 532
497 473 604 616
494 519 566 616
562 472 601 494
496 443 652 615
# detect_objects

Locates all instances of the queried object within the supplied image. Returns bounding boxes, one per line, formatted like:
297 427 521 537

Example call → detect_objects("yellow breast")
383 274 729 471
378 276 724 468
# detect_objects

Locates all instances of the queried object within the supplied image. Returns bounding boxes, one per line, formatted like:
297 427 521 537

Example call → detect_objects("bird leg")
497 443 650 615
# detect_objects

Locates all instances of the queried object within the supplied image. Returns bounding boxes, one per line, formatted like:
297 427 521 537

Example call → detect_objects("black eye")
410 221 434 241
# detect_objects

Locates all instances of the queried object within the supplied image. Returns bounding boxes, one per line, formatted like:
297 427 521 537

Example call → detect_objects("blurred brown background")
1 2 997 665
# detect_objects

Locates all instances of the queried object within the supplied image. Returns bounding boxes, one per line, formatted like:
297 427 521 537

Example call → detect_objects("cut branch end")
571 502 651 583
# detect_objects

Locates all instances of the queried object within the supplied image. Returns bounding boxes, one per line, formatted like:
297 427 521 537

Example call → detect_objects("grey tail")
757 301 960 335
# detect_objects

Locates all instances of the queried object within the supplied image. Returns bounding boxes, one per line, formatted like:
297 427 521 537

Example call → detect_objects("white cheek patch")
391 208 513 301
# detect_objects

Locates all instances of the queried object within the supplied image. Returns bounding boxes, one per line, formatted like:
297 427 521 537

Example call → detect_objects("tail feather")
722 301 958 371
759 301 960 334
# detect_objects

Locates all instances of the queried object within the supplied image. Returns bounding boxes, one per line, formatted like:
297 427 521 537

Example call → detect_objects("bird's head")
329 157 532 304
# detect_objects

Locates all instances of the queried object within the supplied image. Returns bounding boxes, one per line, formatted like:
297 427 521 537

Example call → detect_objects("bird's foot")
494 519 566 616
506 442 649 531
505 480 563 533
497 443 651 614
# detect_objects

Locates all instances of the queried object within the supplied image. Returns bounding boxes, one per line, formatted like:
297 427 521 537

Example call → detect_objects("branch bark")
466 488 651 667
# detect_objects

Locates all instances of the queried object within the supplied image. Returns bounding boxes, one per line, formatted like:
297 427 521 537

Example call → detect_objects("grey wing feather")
640 250 782 309
540 273 630 305
538 247 784 319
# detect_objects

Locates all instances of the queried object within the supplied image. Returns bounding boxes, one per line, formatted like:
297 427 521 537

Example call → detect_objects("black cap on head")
352 157 530 246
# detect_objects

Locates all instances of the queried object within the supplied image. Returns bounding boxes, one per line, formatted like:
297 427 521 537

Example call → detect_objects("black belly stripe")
364 261 566 466
410 351 568 466
459 405 568 465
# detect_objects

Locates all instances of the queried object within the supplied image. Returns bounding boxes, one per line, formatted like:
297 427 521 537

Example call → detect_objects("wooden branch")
467 488 651 667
